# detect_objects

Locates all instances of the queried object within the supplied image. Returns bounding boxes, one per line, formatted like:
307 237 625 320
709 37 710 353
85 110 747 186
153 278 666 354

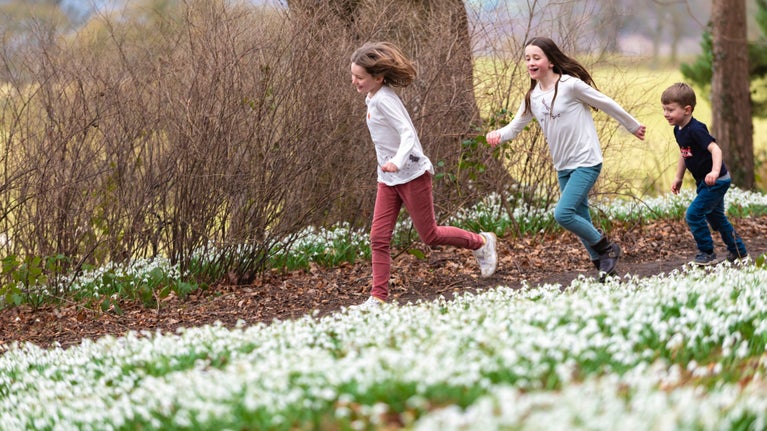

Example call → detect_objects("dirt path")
2 216 765 349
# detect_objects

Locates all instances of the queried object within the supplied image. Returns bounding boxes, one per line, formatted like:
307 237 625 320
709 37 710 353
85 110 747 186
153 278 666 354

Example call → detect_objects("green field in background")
475 61 767 195
603 67 767 195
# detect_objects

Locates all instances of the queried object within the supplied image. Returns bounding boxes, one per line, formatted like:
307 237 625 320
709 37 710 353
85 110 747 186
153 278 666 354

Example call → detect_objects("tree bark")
711 0 754 189
285 0 492 225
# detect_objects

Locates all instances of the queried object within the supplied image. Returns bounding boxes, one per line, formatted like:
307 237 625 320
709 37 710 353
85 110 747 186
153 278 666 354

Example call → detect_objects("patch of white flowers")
448 192 554 232
58 257 181 297
594 186 767 221
2 262 767 429
274 221 371 262
280 222 369 252
726 186 767 208
414 365 767 431
15 188 767 299
154 188 765 274
447 187 766 233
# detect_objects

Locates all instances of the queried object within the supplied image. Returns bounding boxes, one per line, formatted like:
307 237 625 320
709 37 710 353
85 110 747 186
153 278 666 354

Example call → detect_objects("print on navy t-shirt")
673 117 728 184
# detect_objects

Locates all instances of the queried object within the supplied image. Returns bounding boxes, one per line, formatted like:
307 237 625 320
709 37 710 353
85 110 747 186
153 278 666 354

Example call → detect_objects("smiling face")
662 102 691 127
351 63 384 96
524 45 554 81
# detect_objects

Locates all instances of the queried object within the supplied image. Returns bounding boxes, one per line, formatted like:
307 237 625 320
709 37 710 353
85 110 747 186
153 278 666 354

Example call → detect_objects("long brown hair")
523 37 596 116
350 42 416 88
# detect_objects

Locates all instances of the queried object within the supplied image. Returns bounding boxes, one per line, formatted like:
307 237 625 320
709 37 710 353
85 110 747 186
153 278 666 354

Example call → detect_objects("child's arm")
671 156 686 194
705 142 723 185
573 79 645 139
381 162 398 172
485 129 503 146
633 125 646 140
486 101 533 147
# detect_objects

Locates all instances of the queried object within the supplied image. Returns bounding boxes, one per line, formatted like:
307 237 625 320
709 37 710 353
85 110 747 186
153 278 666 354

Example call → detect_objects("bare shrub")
0 0 493 284
0 0 367 286
0 0 653 292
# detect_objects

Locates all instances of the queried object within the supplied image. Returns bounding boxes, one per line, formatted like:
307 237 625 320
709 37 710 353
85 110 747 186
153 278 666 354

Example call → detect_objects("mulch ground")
2 216 765 349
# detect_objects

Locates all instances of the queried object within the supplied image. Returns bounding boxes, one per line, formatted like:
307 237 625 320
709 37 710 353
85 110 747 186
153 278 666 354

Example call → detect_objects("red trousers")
370 173 483 301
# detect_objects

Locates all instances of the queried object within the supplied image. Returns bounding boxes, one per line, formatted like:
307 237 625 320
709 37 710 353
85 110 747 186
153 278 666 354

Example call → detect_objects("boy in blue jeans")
661 83 748 265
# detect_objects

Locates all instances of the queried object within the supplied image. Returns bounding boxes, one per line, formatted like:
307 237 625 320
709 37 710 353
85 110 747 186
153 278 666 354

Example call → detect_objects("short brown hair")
661 82 696 110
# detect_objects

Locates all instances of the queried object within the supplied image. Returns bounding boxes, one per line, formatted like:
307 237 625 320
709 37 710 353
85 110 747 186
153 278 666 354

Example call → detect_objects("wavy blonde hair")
350 42 416 88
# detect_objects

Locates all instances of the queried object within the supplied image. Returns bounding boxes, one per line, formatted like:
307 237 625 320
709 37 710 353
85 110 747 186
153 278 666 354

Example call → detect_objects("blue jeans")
686 178 747 256
556 164 603 260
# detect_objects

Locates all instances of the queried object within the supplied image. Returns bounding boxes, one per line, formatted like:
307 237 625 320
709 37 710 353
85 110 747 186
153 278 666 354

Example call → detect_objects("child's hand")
633 125 646 140
486 130 502 147
381 162 399 173
671 178 682 195
705 172 718 185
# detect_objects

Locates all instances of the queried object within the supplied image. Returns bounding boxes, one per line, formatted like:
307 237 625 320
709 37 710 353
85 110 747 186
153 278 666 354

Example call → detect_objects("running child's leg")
370 183 403 302
555 165 602 258
399 173 497 277
399 173 484 249
686 181 721 255
703 180 748 258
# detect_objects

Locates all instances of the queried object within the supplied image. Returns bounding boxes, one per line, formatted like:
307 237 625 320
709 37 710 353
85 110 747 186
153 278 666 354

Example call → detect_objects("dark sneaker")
592 235 620 277
726 251 749 263
598 242 621 276
693 252 717 266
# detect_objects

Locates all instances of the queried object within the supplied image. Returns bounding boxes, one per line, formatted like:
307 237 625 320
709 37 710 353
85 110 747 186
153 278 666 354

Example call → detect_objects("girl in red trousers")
350 41 497 309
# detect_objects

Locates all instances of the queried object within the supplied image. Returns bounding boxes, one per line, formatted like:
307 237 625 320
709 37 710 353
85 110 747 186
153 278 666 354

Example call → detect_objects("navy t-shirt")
673 117 728 184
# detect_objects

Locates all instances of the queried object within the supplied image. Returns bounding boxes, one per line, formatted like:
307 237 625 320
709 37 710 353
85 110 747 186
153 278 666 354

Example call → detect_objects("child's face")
662 102 691 127
351 63 384 96
524 45 554 81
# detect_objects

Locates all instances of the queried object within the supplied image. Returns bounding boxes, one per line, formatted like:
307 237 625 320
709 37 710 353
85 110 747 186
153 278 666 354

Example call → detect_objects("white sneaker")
352 296 383 310
473 232 497 278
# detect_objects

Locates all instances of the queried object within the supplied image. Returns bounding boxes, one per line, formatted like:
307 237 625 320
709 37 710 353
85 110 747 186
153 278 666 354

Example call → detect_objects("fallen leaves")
1 216 765 349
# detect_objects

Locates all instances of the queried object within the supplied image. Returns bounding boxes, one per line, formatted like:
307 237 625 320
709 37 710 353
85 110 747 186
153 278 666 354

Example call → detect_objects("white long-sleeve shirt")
366 85 434 186
497 74 642 171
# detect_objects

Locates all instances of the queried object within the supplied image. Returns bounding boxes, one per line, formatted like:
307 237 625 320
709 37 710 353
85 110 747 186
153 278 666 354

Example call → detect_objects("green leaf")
407 249 426 260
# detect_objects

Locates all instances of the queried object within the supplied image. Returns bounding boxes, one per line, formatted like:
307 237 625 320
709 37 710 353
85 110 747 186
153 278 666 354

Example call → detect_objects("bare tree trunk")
286 0 492 226
711 0 754 189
